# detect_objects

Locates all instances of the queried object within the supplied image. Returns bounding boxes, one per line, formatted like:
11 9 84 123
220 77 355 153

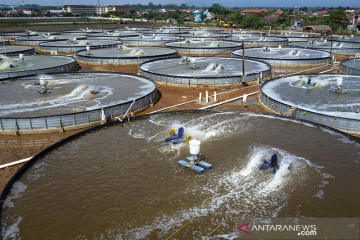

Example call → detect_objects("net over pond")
1 111 359 239
86 32 140 40
290 40 360 54
260 74 360 133
14 35 86 45
0 31 60 39
165 41 241 55
139 56 271 85
0 46 35 56
76 46 178 64
340 59 360 75
232 47 331 66
38 40 119 53
119 35 180 46
0 55 76 80
267 32 321 41
224 36 288 47
0 72 158 132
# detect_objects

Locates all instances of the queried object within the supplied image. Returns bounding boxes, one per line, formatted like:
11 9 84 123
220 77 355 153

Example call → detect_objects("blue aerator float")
178 139 212 173
165 127 184 141
259 153 279 174
165 127 193 144
39 90 52 94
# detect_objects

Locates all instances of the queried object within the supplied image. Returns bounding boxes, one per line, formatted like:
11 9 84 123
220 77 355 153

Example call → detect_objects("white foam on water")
2 217 22 240
0 58 21 70
0 83 114 116
119 144 318 239
2 181 28 209
105 113 336 239
26 161 48 180
240 145 270 176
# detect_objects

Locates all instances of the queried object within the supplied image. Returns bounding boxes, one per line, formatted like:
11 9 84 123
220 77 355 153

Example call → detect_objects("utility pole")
242 42 245 77
329 31 333 64
98 0 104 33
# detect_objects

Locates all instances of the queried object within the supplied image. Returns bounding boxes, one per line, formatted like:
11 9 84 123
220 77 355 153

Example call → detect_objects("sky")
2 0 360 8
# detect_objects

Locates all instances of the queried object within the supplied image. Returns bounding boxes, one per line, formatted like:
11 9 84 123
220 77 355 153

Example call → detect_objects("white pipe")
319 68 336 74
148 99 197 114
0 157 32 170
205 91 209 103
199 92 258 110
119 99 136 120
214 91 217 102
101 108 106 124
199 92 202 102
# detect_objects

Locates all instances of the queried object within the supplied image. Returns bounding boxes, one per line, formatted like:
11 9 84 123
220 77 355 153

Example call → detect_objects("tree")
325 10 349 32
277 13 289 25
239 14 265 29
148 2 154 10
228 12 244 25
209 4 223 14
180 4 187 9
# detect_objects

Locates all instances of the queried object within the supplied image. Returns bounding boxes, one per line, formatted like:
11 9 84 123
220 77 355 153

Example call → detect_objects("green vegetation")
1 2 358 35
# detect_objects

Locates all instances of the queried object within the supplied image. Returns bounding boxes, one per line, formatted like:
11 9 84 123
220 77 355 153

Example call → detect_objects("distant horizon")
1 0 360 8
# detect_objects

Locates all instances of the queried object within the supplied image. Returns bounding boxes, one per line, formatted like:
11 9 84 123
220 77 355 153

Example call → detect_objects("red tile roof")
241 9 268 13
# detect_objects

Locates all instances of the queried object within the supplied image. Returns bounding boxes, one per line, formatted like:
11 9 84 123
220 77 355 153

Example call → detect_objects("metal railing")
340 59 360 75
0 90 158 132
0 60 77 80
76 50 178 64
259 90 360 133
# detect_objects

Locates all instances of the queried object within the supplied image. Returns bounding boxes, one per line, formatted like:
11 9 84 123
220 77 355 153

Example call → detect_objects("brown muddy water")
1 111 359 239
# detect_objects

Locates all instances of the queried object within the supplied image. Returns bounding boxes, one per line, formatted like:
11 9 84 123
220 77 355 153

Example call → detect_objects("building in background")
62 4 133 15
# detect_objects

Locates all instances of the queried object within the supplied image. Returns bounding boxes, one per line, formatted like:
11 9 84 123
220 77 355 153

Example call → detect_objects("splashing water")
209 42 220 47
0 56 21 70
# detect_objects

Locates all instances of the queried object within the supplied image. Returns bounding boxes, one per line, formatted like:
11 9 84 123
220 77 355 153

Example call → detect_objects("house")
22 9 31 15
352 11 360 25
206 11 214 20
45 10 64 17
265 9 283 22
180 13 191 21
62 4 133 15
106 5 133 13
62 5 96 15
95 6 106 15
193 9 207 22
166 18 178 24
351 11 360 30
302 25 332 35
